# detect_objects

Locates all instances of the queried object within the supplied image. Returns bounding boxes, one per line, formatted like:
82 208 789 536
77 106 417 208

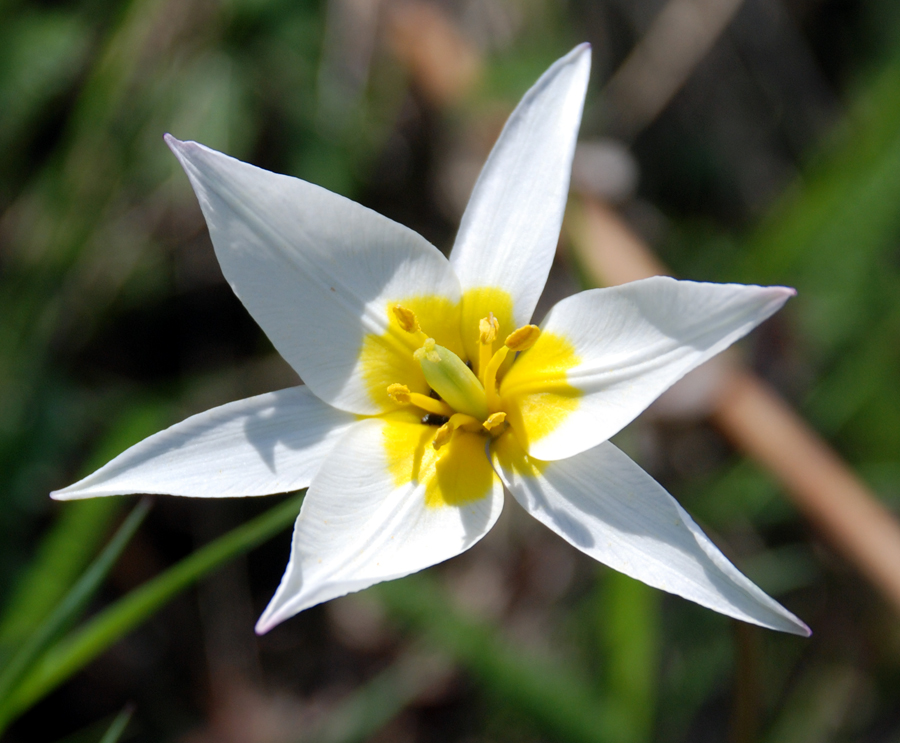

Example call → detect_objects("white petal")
450 44 590 334
493 436 809 635
256 416 503 632
503 277 794 460
51 387 354 499
166 136 461 415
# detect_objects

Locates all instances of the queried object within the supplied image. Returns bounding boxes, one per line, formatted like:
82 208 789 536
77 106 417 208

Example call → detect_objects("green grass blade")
311 648 439 743
0 500 123 656
378 575 626 743
0 498 150 704
97 704 133 743
599 573 660 743
0 403 170 653
0 492 303 731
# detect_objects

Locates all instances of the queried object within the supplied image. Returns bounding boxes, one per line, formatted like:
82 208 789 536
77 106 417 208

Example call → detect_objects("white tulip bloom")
52 44 809 637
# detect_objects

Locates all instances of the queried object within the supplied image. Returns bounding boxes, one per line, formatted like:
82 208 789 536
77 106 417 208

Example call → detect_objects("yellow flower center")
388 304 539 450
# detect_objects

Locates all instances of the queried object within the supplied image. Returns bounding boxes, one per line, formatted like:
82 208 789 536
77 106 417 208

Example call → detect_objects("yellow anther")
392 305 421 333
387 383 411 404
432 413 481 450
482 324 540 408
479 314 499 344
482 411 506 433
478 314 500 383
432 423 454 450
387 383 454 417
505 324 541 352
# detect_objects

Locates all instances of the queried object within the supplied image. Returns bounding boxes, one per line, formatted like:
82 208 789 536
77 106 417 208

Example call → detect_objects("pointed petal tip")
766 284 797 309
788 616 812 638
163 132 185 155
256 583 301 635
753 601 809 636
563 42 591 73
254 617 273 636
765 284 796 297
49 485 89 501
255 602 292 635
164 134 210 164
572 41 592 56
764 614 810 637
50 486 127 501
164 134 205 161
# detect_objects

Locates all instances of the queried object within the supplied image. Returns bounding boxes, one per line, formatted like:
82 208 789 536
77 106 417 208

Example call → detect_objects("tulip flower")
53 44 808 637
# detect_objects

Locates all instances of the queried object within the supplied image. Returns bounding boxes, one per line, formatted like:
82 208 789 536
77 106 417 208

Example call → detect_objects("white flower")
52 44 808 637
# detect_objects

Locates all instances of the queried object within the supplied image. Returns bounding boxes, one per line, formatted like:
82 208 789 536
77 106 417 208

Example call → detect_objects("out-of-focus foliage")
1 0 900 741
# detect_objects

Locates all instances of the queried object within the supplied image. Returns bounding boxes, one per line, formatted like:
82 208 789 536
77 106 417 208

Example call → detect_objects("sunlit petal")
502 277 794 460
493 434 810 635
166 136 462 416
52 387 355 499
450 44 591 363
256 416 503 632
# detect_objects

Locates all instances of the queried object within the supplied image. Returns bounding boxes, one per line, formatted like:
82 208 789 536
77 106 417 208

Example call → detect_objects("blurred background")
2 0 900 741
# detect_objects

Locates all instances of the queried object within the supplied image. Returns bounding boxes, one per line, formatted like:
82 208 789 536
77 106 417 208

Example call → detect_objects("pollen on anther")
505 324 541 352
482 411 507 433
387 383 411 404
392 304 420 333
479 314 499 344
432 423 453 450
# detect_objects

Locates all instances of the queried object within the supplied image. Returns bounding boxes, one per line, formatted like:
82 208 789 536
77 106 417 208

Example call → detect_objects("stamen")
505 324 541 352
483 346 509 411
433 413 482 450
392 304 428 343
482 411 506 433
432 423 453 450
387 383 454 417
479 314 499 344
392 304 420 333
478 314 499 383
387 383 411 404
482 325 542 410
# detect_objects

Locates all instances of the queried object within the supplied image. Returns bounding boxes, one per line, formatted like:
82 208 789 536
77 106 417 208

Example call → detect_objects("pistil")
414 339 489 421
386 308 539 441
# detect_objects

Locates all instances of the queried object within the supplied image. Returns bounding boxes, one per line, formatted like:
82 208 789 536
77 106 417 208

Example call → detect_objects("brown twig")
384 1 481 108
603 0 746 138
